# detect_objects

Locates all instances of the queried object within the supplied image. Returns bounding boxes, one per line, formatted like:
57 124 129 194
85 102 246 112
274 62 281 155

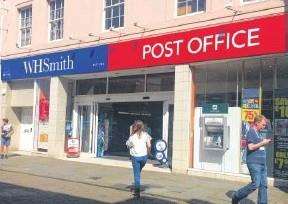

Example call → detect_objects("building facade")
1 0 288 181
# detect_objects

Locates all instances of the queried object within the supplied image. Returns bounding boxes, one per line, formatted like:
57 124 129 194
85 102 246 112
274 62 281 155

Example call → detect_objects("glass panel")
146 72 175 92
106 7 111 18
112 6 119 17
108 75 145 94
120 4 124 15
112 0 119 5
106 0 111 6
206 63 228 103
195 65 206 106
105 19 111 30
78 106 91 153
277 55 288 89
120 16 124 27
177 2 186 16
243 59 260 88
76 78 107 95
112 17 119 28
198 0 205 11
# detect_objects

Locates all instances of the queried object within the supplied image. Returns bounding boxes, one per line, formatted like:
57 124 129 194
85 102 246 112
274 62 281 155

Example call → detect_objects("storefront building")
1 0 288 182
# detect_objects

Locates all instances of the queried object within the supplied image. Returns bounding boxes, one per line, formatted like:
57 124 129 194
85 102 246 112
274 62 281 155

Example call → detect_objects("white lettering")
143 45 151 60
187 37 202 54
203 35 213 52
23 61 33 74
248 28 260 47
232 30 246 49
215 33 225 51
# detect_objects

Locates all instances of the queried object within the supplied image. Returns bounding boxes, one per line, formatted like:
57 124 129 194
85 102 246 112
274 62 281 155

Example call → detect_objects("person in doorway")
126 120 152 199
232 115 272 204
1 118 14 159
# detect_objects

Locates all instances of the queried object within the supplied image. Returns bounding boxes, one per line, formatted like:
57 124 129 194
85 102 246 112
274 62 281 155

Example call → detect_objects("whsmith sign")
1 14 287 81
1 45 107 81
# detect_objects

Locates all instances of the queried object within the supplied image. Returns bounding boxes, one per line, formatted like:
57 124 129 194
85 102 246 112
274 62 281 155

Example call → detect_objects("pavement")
0 153 287 204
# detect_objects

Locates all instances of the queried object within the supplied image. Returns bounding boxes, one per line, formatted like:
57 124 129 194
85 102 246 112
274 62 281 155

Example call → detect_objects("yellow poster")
241 109 260 123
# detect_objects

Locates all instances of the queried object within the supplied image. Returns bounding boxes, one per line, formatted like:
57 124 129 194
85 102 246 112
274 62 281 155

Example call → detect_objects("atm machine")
194 107 242 173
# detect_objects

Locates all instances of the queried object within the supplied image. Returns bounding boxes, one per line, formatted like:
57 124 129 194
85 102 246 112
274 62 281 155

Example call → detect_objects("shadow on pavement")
0 182 105 204
225 190 255 204
273 178 288 193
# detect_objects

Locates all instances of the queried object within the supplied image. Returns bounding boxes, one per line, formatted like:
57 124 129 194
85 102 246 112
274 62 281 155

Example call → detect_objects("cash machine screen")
203 117 224 150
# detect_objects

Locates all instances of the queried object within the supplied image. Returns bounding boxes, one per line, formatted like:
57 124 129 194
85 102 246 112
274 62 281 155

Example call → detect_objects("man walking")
232 115 272 204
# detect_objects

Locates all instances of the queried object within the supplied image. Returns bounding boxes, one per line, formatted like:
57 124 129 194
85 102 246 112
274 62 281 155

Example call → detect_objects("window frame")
240 0 266 5
104 0 125 31
18 6 32 47
176 0 206 17
49 0 64 41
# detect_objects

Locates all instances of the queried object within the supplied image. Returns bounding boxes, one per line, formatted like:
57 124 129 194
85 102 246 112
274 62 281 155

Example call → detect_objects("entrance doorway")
19 107 34 151
97 102 163 157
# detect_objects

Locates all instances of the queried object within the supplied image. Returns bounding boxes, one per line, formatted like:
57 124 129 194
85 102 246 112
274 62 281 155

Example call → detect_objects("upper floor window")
19 7 32 47
177 0 206 16
49 0 64 41
242 0 265 3
105 0 124 30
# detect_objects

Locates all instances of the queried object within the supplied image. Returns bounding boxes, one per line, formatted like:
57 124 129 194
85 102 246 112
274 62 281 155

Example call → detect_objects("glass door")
77 105 92 153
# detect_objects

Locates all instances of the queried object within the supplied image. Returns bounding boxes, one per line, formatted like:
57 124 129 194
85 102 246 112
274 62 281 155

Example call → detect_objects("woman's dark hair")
2 118 8 123
131 120 145 136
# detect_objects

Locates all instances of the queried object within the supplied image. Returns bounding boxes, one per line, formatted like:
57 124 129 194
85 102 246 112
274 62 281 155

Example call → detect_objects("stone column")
48 77 68 158
172 64 193 173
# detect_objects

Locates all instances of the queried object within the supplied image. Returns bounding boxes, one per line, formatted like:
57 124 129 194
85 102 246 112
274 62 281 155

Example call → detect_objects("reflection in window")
195 61 239 107
76 78 107 95
177 0 205 16
108 75 145 94
146 72 174 92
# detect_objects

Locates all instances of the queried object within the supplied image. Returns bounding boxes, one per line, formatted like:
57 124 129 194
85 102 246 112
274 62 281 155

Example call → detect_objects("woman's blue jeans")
234 163 268 204
131 155 148 190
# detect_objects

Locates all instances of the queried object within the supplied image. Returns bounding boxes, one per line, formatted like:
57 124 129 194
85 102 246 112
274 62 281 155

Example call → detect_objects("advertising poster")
274 89 288 180
240 88 261 171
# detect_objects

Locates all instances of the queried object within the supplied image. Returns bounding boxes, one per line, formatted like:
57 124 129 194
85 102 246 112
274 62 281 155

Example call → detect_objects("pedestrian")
232 115 272 204
1 118 13 159
126 120 152 199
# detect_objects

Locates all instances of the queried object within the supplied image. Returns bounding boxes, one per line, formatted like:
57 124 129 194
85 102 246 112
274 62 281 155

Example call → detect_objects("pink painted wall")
1 0 285 59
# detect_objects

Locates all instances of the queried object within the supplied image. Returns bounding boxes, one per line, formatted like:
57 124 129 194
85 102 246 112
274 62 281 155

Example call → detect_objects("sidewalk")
0 152 287 204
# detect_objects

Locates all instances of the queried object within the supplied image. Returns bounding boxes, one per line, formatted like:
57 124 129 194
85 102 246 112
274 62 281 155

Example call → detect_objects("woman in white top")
126 120 151 199
1 118 13 159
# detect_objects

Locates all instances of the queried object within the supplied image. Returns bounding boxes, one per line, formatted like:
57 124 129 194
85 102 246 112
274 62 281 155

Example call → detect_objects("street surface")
0 154 287 204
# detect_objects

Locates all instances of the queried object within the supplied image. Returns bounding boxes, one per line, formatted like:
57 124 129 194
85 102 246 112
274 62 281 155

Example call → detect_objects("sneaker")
4 154 8 159
133 188 140 199
232 195 239 204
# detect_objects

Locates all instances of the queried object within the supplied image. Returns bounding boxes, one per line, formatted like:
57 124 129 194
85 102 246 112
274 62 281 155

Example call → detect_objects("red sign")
108 14 287 71
39 91 49 122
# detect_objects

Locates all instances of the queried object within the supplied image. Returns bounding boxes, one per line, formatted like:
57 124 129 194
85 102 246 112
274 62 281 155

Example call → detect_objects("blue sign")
1 45 108 81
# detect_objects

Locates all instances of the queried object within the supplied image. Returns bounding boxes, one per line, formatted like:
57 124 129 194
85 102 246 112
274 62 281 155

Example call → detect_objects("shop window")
277 55 288 90
146 72 174 92
108 75 145 94
19 6 32 47
76 78 107 95
105 0 124 30
195 61 240 107
49 0 64 41
243 59 260 88
177 0 206 16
